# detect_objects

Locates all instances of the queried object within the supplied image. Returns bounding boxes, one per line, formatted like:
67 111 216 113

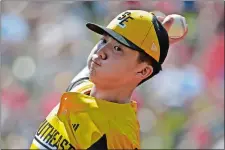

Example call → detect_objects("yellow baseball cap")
86 10 169 67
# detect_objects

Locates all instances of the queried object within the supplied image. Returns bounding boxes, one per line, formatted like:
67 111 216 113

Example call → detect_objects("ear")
136 65 153 80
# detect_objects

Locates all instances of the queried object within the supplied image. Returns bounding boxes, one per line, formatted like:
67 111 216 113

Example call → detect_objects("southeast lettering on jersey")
35 119 76 150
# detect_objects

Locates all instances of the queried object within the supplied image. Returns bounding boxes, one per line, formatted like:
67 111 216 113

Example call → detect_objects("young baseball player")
30 10 187 149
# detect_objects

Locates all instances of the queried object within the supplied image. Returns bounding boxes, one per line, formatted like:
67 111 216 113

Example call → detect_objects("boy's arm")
66 66 90 92
71 66 89 84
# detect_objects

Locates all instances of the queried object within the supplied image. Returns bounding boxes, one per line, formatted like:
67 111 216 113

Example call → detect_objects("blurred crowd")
1 0 224 149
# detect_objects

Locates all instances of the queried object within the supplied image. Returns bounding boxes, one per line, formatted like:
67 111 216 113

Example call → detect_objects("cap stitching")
140 22 153 49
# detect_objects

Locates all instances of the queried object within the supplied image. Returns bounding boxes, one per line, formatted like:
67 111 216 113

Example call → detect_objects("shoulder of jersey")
47 80 94 118
70 80 94 94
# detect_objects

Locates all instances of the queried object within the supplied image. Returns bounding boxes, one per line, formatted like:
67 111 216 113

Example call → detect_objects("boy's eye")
114 46 122 51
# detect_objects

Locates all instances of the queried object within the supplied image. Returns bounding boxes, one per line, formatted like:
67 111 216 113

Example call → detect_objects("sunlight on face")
87 34 142 88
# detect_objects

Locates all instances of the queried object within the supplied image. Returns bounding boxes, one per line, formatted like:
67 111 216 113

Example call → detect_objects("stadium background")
1 0 224 149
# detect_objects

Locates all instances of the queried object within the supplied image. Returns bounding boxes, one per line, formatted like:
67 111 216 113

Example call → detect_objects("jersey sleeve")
66 77 89 92
66 66 89 92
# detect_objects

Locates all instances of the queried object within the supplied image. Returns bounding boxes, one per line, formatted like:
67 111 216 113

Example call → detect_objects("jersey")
30 80 140 149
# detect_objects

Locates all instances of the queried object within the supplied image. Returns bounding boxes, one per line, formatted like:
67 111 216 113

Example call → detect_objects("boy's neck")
89 85 134 104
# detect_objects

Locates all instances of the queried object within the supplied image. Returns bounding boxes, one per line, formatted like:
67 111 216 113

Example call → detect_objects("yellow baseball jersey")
30 80 140 149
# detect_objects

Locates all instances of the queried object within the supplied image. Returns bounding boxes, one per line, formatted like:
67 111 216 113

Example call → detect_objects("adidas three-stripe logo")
72 124 80 132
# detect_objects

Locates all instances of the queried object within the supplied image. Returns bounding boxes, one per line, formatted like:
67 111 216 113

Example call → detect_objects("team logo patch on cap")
116 12 134 28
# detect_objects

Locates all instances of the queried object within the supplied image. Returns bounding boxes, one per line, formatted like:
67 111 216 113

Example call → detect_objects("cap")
86 10 169 65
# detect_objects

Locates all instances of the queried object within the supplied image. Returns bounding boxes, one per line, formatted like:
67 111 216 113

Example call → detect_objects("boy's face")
87 34 152 88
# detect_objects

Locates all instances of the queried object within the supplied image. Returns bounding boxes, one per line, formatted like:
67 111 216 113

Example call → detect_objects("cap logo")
151 42 157 51
116 12 134 28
